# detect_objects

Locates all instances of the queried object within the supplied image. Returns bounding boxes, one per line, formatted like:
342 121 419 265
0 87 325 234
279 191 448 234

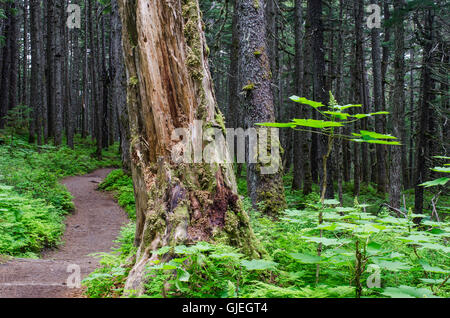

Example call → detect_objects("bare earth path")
0 168 128 298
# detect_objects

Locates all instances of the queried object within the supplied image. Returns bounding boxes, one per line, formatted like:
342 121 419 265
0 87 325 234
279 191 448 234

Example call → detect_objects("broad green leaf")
256 122 296 128
323 111 350 120
177 268 190 282
289 253 323 264
332 104 362 111
375 260 412 271
420 278 449 285
399 234 433 244
301 236 350 246
335 207 357 213
352 139 401 146
417 242 450 253
419 177 450 187
154 246 171 255
323 199 341 205
290 96 325 108
420 262 449 274
382 286 438 298
241 259 278 271
358 130 397 140
431 166 450 173
370 111 390 116
367 242 382 250
349 114 371 119
210 252 243 259
292 118 344 128
316 223 338 231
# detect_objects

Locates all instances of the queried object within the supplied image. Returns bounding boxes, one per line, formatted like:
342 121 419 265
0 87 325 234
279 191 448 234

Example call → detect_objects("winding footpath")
0 169 128 298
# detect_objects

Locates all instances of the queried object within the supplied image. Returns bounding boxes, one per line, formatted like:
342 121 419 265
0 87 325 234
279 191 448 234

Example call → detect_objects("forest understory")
0 0 449 300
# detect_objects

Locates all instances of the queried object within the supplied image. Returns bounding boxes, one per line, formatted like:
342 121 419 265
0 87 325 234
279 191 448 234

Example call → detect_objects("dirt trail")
0 168 128 298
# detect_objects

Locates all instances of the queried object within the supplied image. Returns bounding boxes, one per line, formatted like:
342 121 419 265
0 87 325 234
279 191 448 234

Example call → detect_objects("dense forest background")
0 0 449 299
0 0 448 213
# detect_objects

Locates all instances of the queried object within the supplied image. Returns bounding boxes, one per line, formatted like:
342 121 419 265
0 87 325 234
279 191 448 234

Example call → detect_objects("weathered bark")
118 0 263 294
237 0 286 215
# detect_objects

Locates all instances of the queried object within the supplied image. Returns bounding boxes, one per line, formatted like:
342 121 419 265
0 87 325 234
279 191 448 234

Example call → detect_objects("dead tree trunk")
118 0 263 295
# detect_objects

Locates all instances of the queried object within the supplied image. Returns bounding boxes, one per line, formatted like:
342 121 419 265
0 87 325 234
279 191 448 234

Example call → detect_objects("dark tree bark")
29 0 45 146
371 0 387 194
292 0 312 195
390 0 406 209
0 2 13 129
352 0 365 197
7 1 19 113
414 8 436 215
237 0 286 215
88 0 102 159
21 0 29 107
308 0 334 199
111 0 130 172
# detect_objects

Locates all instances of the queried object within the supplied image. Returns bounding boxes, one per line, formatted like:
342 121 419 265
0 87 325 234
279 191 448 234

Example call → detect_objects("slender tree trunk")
414 8 435 215
8 2 19 113
371 0 387 194
390 0 406 208
308 0 333 199
111 0 130 172
237 0 286 215
88 0 102 159
22 0 29 107
0 2 13 129
29 0 45 146
292 0 312 193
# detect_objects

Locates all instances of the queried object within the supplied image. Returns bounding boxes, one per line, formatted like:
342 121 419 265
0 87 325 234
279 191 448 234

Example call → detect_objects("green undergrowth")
83 169 136 297
0 132 121 257
98 169 136 220
83 169 449 299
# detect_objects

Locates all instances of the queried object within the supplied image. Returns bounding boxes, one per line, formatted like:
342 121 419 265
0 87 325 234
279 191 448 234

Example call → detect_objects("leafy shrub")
0 185 64 257
98 169 136 219
83 222 136 298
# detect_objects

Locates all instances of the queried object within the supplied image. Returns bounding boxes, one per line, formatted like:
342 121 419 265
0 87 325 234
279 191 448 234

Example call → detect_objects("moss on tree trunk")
118 0 263 294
